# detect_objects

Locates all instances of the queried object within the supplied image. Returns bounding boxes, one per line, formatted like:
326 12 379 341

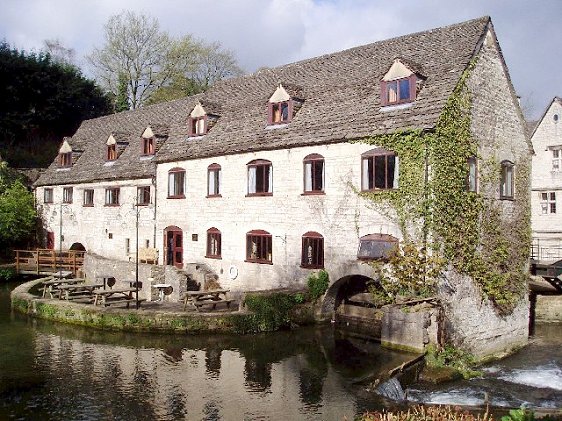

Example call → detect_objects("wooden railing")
14 249 85 276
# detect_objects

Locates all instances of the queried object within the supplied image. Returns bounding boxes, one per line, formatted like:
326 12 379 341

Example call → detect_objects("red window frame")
44 188 53 204
83 189 94 207
142 137 155 156
361 148 397 191
268 100 292 125
104 187 120 206
107 144 117 161
246 230 272 264
380 74 417 106
247 159 272 196
62 187 73 204
207 163 221 197
137 186 151 205
301 231 324 269
206 227 222 259
59 152 72 167
303 153 325 194
168 168 186 198
188 116 207 136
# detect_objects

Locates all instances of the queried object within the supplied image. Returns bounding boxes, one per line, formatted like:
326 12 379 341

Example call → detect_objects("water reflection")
1 283 417 420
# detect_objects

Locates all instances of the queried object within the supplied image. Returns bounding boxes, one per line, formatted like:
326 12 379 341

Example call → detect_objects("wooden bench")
193 298 235 311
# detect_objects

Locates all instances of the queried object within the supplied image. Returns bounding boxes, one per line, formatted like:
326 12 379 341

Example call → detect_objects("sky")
1 0 560 120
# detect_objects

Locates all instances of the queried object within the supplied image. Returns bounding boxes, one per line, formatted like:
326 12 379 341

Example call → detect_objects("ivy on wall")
356 61 530 314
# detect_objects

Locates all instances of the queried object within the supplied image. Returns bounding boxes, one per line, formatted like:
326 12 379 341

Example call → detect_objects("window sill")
205 255 222 260
300 265 324 269
379 102 414 112
167 195 186 199
265 123 289 130
188 134 206 140
361 188 397 192
62 201 73 204
246 193 273 197
137 202 150 206
301 191 325 196
206 194 222 199
245 259 273 265
83 204 94 207
44 202 53 205
104 204 120 207
499 196 515 201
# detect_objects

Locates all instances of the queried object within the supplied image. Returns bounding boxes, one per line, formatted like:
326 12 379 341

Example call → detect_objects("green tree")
114 72 130 113
88 11 243 109
0 42 111 167
0 180 36 249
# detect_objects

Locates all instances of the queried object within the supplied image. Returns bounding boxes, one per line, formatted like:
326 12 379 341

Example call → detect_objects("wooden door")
46 231 55 249
164 227 183 268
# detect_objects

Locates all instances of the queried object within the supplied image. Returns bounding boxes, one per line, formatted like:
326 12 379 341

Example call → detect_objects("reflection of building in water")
33 332 357 420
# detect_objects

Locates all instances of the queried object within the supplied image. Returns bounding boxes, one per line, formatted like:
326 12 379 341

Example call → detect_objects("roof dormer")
188 103 208 137
141 126 156 156
268 84 292 125
106 133 129 161
380 59 423 107
58 139 73 168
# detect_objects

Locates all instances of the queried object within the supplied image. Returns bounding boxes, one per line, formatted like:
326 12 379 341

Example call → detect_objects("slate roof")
35 16 491 187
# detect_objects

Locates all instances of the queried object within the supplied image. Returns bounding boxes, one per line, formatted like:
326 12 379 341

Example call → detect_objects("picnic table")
183 289 234 311
57 283 104 301
92 287 140 308
41 277 85 298
152 283 172 301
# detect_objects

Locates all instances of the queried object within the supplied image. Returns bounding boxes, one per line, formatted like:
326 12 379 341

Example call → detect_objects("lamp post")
135 196 140 310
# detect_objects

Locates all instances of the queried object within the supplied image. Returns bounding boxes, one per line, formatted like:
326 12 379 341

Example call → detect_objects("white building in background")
530 97 562 260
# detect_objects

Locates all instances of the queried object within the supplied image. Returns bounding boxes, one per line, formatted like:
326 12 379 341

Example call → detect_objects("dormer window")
58 139 73 167
380 59 419 106
141 127 156 156
267 85 294 125
107 144 117 161
188 103 208 136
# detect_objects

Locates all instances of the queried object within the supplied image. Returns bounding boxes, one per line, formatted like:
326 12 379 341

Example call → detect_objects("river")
1 281 560 420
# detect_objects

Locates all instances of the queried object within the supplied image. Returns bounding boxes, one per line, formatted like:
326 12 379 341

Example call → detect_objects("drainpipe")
152 173 157 255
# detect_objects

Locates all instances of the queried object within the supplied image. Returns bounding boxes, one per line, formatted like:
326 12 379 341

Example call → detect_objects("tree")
0 181 36 249
114 72 130 113
0 42 111 167
43 39 76 66
88 12 243 109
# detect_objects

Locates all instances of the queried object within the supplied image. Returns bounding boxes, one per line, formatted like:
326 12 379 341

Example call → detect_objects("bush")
425 344 482 379
0 267 16 282
307 270 329 301
360 405 494 420
243 293 297 332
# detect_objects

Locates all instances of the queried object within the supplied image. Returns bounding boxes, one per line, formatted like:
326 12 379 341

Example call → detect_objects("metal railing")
530 241 562 262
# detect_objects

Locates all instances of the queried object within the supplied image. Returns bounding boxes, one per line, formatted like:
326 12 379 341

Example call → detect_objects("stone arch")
319 274 379 319
69 242 86 251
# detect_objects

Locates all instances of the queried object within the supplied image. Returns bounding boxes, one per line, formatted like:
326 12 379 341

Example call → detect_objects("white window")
247 160 272 195
62 187 73 203
553 150 561 172
207 164 221 197
540 192 556 214
168 168 185 198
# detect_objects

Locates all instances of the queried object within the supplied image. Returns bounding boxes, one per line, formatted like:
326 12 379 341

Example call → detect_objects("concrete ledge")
10 279 265 334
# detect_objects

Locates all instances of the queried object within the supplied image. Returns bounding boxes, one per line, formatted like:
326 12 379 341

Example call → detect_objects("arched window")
206 228 222 259
301 231 324 269
247 159 272 196
303 154 325 194
168 167 186 198
500 160 514 199
246 230 272 263
207 163 222 197
361 148 399 191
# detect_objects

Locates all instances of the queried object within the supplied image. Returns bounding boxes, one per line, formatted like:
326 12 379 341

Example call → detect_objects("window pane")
387 81 398 103
248 167 256 194
399 78 410 100
374 155 387 188
361 158 370 190
281 102 289 121
542 192 548 200
550 192 556 201
554 150 560 158
387 155 395 188
551 203 557 214
313 160 324 191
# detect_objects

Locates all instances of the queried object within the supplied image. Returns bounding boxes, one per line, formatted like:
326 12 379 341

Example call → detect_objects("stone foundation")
535 294 562 323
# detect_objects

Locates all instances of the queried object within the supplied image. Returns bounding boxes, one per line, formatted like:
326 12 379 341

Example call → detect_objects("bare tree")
43 39 76 66
88 12 244 110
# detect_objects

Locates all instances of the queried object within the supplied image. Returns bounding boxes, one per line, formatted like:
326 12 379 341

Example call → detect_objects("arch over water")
319 274 378 319
69 242 86 251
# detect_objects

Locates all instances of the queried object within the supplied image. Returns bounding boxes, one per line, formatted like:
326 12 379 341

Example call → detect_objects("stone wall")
381 305 440 353
439 272 529 358
535 294 562 323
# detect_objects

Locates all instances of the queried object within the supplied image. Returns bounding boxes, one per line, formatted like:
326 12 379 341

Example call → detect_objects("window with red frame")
168 168 185 198
83 189 94 206
303 154 325 193
137 186 150 205
107 144 117 161
189 116 207 136
381 75 416 106
206 228 221 259
247 160 272 195
104 188 120 206
59 152 72 167
142 137 155 155
246 230 272 263
268 101 291 125
361 148 398 191
207 163 221 197
301 231 324 269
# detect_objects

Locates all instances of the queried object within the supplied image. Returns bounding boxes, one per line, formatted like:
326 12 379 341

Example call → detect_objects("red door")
164 227 183 268
46 231 55 249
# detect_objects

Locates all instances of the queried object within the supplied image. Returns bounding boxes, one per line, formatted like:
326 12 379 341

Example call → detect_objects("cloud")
1 0 560 119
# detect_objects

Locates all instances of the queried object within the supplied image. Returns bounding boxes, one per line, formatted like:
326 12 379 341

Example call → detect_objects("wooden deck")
14 249 85 276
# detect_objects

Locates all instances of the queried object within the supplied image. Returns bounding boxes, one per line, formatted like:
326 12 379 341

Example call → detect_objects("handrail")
14 249 85 275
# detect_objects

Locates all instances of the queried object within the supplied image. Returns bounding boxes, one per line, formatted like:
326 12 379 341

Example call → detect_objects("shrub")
425 344 482 379
307 270 329 301
243 293 297 332
0 267 16 282
360 405 494 420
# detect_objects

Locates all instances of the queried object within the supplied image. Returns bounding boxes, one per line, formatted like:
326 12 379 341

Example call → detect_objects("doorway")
164 226 183 268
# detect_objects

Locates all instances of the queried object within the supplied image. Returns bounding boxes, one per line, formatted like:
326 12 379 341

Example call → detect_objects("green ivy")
307 270 329 301
356 59 529 314
242 293 298 332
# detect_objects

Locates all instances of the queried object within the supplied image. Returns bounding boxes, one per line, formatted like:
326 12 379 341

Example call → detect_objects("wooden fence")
14 249 85 276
